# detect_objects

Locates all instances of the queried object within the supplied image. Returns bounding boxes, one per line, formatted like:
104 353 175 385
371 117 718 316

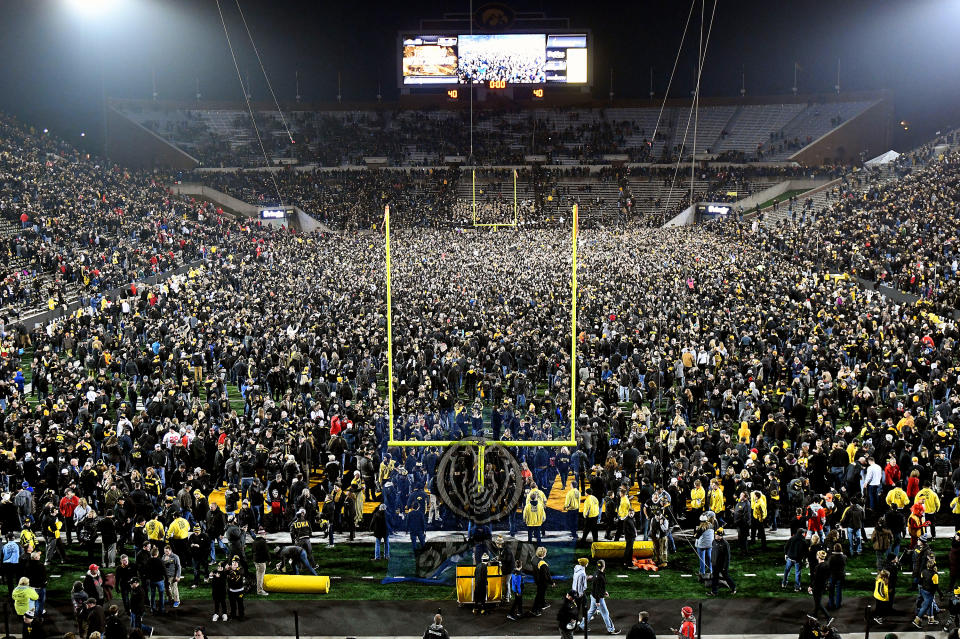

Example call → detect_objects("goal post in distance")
472 168 518 228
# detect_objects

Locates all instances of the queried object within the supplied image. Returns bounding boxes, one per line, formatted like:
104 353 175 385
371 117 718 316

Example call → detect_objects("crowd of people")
185 163 843 232
761 142 960 312
0 103 957 639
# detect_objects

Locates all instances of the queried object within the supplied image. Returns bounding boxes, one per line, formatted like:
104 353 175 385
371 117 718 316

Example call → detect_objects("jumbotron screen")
400 32 588 86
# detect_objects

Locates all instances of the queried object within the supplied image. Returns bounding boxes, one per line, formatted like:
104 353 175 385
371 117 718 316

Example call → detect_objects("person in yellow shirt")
737 421 751 443
614 486 631 541
897 411 915 433
527 484 547 510
19 526 37 554
563 482 581 539
886 486 909 510
845 440 859 464
750 490 767 549
523 493 546 544
914 483 941 537
580 488 600 545
166 516 191 559
145 516 165 543
873 570 891 623
708 480 724 515
950 495 960 531
689 480 706 524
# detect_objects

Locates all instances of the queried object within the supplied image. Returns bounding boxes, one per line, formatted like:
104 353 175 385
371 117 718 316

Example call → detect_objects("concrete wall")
733 178 831 210
791 99 894 166
663 205 695 227
170 183 331 232
105 107 199 170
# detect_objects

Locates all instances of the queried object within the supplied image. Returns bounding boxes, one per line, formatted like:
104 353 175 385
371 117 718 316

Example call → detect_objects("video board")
400 32 589 87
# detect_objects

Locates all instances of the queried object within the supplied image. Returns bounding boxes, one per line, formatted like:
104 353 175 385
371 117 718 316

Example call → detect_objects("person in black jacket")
623 509 638 568
423 613 450 639
144 548 166 614
782 529 808 591
531 546 552 615
210 562 228 622
709 528 736 596
98 512 117 569
578 559 618 634
188 526 209 588
810 550 831 619
626 611 656 639
24 551 47 618
79 598 105 639
827 543 847 610
473 554 489 615
102 604 125 639
558 590 579 639
252 534 270 596
370 504 389 560
114 555 136 614
127 577 153 636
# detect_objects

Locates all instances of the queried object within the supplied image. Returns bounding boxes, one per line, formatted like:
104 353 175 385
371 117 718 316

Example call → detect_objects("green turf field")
756 189 811 212
40 535 946 603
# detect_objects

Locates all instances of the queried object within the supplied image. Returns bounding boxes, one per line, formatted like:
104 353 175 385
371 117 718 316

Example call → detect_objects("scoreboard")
400 31 590 88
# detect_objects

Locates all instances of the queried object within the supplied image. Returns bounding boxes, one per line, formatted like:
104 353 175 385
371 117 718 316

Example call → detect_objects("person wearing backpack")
871 523 893 571
839 499 864 556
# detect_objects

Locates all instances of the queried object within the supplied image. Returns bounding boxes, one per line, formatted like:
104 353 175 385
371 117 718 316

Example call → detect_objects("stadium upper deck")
110 94 887 169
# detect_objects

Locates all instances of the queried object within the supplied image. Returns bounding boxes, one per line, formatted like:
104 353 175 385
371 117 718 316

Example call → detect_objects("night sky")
0 0 958 153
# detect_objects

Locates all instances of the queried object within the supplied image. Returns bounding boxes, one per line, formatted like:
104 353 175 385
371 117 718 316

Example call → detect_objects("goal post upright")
570 203 578 444
385 204 395 445
513 169 518 227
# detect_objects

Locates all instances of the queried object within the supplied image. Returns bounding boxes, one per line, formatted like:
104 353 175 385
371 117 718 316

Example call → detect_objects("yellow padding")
262 574 331 594
590 540 654 559
455 564 503 604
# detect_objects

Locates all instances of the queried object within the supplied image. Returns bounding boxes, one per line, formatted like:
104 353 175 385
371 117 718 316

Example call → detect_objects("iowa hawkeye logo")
474 3 515 29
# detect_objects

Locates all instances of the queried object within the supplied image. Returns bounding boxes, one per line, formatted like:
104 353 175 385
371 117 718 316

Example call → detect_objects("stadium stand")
113 97 882 168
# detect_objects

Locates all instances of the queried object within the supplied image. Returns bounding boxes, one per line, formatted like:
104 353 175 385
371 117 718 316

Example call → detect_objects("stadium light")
65 0 118 15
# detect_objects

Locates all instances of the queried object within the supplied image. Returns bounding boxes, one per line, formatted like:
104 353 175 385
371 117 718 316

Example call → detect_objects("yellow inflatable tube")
262 574 331 594
590 541 654 559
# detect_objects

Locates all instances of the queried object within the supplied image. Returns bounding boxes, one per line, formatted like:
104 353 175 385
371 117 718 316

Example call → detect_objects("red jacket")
678 619 696 639
884 463 900 486
59 495 79 518
906 476 920 499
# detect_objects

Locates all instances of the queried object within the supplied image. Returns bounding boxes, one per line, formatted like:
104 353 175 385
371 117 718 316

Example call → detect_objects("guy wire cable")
213 0 284 207
648 0 697 161
660 0 719 219
234 0 295 145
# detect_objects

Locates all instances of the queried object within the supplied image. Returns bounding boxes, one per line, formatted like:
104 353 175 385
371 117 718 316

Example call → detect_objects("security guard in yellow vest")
166 516 191 559
563 481 581 537
580 488 600 545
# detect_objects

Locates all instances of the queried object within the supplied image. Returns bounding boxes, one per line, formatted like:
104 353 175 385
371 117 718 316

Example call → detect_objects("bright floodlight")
65 0 116 14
